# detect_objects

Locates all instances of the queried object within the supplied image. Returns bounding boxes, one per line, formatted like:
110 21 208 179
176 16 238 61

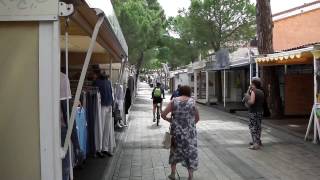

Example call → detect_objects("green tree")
113 0 166 78
189 0 256 52
186 0 256 102
168 15 203 65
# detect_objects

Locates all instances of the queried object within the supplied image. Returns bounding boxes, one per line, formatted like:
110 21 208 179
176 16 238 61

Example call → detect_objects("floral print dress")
169 98 198 170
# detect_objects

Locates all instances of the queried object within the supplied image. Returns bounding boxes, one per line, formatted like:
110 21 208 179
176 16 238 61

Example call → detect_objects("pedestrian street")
110 83 320 180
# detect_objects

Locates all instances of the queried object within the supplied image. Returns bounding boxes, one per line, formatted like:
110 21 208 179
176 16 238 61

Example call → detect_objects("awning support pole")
255 63 259 78
109 58 113 82
206 71 209 103
305 50 320 143
250 64 252 82
62 15 104 155
194 71 197 100
224 69 226 108
248 47 252 82
64 17 74 180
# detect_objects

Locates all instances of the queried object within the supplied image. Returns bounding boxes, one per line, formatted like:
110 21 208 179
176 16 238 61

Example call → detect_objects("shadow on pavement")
147 124 163 129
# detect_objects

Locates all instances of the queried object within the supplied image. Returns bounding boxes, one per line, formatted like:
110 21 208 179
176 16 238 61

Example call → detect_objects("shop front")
0 1 128 180
256 46 320 143
192 60 207 103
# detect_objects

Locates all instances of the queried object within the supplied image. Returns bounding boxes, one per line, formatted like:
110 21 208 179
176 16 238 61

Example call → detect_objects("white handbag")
162 131 171 149
162 101 174 149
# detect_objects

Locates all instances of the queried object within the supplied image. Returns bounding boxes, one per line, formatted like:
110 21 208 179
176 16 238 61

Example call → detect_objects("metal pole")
63 15 104 154
305 105 314 140
314 54 318 143
224 69 226 108
206 71 209 103
256 63 259 78
64 17 74 180
306 51 320 143
194 71 197 100
248 47 252 82
250 64 252 82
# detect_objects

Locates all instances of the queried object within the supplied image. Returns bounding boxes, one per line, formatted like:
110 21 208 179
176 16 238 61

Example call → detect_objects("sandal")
248 144 260 150
168 174 176 180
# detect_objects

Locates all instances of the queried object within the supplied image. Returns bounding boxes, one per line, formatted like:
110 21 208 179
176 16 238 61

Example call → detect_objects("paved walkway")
110 83 320 180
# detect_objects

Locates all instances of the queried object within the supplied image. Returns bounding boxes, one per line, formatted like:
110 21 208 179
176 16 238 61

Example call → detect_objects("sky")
158 0 317 17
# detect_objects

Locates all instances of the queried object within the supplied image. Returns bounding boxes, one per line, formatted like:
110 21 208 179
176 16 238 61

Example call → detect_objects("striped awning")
255 47 315 66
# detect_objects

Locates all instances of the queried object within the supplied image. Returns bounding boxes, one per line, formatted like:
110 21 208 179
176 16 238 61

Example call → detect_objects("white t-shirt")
60 72 72 100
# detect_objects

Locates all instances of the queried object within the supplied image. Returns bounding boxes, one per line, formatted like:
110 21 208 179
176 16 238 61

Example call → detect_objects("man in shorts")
152 82 165 121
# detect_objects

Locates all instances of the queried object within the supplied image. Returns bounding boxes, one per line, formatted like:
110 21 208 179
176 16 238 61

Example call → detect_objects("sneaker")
116 122 123 128
153 118 156 122
168 174 176 180
96 152 105 158
102 151 114 157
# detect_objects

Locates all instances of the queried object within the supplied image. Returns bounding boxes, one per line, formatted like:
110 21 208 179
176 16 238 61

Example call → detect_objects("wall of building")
273 8 320 51
174 72 189 90
0 22 41 180
284 74 313 115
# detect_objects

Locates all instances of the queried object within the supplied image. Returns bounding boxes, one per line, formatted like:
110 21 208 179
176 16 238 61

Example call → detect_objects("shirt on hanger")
60 72 72 100
94 78 113 106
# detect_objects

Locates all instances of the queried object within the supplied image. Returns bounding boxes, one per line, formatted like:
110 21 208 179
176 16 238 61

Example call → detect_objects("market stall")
0 1 128 180
256 45 320 143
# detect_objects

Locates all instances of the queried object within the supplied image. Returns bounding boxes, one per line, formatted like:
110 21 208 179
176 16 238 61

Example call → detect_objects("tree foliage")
113 0 256 70
188 0 256 52
113 0 166 71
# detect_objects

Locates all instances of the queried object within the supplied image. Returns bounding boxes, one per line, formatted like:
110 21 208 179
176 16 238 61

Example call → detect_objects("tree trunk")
135 51 144 86
256 0 282 117
256 0 273 55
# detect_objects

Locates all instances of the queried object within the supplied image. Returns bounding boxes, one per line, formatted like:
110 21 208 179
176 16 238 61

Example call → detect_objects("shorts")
153 97 163 104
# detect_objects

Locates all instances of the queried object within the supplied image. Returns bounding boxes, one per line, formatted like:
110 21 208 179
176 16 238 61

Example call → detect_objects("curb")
102 112 132 180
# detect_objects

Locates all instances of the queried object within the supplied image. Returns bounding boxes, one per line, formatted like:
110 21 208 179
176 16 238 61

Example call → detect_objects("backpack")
154 88 162 98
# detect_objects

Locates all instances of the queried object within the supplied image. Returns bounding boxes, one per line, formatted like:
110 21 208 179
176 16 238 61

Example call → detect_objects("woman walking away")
161 85 200 180
244 77 265 150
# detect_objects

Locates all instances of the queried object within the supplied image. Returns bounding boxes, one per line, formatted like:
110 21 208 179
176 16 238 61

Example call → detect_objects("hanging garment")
60 72 72 100
86 91 97 154
60 72 72 180
94 92 103 152
101 106 116 153
128 76 135 97
115 84 124 117
94 77 113 106
61 126 70 180
61 100 81 166
125 88 132 114
75 107 88 159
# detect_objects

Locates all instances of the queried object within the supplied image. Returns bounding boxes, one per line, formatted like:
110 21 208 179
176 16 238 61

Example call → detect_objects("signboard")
0 0 58 21
215 48 230 69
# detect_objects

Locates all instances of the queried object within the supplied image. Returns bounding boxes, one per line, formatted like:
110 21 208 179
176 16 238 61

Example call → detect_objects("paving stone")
108 83 320 180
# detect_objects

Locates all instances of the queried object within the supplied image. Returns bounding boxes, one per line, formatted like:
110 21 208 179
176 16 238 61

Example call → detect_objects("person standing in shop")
170 84 181 100
94 71 116 156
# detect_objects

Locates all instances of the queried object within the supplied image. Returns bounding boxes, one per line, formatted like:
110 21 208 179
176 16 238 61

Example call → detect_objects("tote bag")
162 131 171 149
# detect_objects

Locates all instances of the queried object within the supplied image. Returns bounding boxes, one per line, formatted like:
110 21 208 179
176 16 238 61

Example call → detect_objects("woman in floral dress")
161 85 200 180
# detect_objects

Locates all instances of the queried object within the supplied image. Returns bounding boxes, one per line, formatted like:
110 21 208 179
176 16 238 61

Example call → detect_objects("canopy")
255 47 315 66
60 2 128 65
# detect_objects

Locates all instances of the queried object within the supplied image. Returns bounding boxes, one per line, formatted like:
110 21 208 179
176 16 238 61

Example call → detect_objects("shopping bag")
162 131 171 149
